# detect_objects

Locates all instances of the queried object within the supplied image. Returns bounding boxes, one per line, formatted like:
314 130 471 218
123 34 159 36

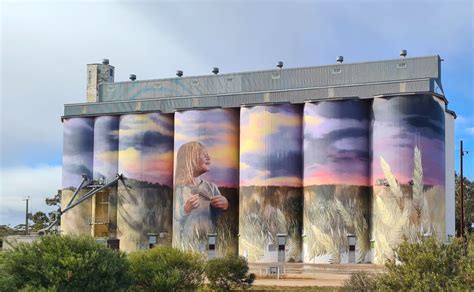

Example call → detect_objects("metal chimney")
102 59 110 65
129 74 137 81
212 67 219 75
176 70 183 77
400 50 407 58
336 56 344 63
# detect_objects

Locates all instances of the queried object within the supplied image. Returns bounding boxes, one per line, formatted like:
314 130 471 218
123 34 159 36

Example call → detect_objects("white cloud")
456 115 469 125
467 127 474 135
0 165 62 226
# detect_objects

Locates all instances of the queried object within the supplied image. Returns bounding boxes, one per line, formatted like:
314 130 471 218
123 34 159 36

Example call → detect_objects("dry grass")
239 186 303 262
303 185 370 264
373 146 445 264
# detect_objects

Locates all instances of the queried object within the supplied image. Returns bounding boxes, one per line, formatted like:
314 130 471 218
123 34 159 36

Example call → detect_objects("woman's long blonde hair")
175 141 205 186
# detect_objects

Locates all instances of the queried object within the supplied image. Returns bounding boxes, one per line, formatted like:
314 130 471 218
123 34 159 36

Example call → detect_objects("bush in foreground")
344 237 473 291
342 271 377 291
0 235 131 291
377 237 472 290
205 254 255 291
128 245 205 291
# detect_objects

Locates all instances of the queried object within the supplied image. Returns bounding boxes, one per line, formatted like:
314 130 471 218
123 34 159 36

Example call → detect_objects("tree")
45 190 62 226
128 246 205 291
205 254 255 291
0 235 131 291
30 211 49 231
455 173 474 235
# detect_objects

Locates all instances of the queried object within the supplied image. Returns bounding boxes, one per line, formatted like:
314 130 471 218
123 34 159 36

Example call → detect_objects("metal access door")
348 236 356 263
208 234 216 259
148 234 157 249
277 235 286 262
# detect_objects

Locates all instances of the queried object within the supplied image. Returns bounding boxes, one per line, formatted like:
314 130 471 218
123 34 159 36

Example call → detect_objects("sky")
1 0 473 226
240 104 303 187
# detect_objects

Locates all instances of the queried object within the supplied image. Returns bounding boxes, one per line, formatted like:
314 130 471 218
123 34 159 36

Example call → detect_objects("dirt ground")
249 263 384 288
253 273 349 287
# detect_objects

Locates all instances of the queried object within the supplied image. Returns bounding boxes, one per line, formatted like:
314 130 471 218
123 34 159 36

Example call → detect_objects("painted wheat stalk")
335 198 369 263
380 156 405 210
376 146 434 263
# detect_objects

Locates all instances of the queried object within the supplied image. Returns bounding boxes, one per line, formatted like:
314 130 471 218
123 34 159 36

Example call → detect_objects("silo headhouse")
61 54 455 264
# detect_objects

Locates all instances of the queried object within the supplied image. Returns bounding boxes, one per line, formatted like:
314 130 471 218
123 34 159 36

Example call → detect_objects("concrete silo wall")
61 118 94 235
92 116 119 238
303 100 371 264
239 104 303 263
173 109 239 256
371 95 446 264
117 113 174 251
60 94 449 262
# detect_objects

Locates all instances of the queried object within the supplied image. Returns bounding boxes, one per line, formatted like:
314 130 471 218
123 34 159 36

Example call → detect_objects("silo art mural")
173 109 239 256
92 116 119 238
239 104 303 262
371 95 445 264
61 118 94 235
60 93 449 264
303 100 371 264
117 113 174 251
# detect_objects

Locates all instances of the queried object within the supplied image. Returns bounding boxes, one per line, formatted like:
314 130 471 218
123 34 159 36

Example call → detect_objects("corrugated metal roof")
97 55 441 102
63 55 451 118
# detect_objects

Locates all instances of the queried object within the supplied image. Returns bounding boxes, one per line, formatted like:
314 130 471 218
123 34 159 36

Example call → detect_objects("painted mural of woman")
173 141 229 252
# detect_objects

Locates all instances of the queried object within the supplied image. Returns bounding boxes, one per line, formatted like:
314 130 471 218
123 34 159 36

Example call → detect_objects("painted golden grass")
303 185 370 263
373 146 445 264
117 178 173 252
239 186 303 263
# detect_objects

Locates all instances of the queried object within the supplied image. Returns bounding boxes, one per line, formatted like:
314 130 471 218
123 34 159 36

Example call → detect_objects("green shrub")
205 254 255 291
376 237 473 291
344 238 473 291
0 235 131 291
0 253 16 292
343 271 377 291
128 245 205 291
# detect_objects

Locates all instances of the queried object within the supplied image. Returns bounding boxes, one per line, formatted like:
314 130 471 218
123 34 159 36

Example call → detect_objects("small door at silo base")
348 235 356 263
277 234 287 262
208 234 217 259
148 233 157 249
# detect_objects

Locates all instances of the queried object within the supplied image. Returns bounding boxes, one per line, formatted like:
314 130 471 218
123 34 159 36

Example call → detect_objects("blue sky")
1 0 473 226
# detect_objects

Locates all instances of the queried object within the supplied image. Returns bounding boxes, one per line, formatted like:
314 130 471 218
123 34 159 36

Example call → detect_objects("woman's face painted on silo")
194 147 211 176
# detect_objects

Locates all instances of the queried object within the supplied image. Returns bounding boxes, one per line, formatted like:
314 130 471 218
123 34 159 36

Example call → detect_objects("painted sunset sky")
174 109 239 188
62 118 94 188
93 116 119 181
372 96 445 186
118 113 174 186
303 100 371 186
240 104 302 187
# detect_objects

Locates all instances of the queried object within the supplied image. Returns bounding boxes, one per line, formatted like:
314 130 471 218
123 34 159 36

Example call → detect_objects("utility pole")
24 196 30 235
460 140 464 238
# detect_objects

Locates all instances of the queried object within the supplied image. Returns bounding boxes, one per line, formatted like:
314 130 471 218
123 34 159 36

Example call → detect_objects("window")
397 62 407 69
